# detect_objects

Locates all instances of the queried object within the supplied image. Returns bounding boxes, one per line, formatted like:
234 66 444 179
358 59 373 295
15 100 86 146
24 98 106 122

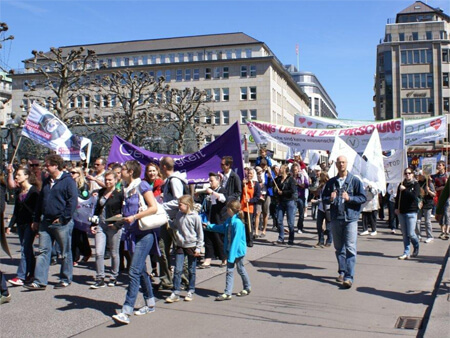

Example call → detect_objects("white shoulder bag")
136 188 168 230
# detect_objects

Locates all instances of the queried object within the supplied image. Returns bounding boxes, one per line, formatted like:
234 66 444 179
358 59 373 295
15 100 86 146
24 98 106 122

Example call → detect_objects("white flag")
328 136 361 178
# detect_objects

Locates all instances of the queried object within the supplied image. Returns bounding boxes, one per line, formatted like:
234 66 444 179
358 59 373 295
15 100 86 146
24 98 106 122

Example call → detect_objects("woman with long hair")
395 167 421 260
90 171 124 288
241 168 260 247
144 163 163 198
112 160 161 325
312 172 332 248
8 167 39 286
70 167 92 265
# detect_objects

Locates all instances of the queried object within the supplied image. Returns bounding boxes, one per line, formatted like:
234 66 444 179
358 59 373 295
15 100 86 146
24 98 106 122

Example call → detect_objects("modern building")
0 71 12 126
286 65 338 119
374 1 450 121
11 32 310 160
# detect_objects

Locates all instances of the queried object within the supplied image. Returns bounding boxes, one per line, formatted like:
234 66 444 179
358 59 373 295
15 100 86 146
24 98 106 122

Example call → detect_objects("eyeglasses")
70 171 78 175
405 172 413 175
94 163 102 166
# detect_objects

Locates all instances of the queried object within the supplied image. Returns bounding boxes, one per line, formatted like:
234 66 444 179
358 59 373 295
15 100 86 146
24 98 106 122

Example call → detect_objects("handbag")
136 188 168 231
198 198 209 224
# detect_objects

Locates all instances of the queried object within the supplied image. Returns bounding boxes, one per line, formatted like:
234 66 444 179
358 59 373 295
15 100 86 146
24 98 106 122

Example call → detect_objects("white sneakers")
359 230 369 236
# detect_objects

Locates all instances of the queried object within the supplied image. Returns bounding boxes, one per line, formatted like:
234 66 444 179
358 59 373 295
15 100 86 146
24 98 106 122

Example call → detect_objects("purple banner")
107 122 244 184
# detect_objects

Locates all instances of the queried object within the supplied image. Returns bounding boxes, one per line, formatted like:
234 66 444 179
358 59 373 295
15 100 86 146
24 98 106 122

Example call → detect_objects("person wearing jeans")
415 171 436 243
24 155 78 290
322 156 366 289
292 163 309 234
396 168 421 260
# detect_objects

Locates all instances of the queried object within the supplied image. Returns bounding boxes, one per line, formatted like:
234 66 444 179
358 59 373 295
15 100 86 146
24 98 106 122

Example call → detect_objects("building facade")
374 1 450 121
0 71 12 126
11 32 310 159
286 65 338 119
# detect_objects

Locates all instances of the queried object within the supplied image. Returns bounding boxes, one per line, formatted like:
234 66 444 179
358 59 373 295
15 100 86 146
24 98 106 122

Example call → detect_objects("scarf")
123 178 142 199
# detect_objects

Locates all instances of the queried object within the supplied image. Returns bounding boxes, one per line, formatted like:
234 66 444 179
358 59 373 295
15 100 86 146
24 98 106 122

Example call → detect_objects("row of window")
401 98 434 114
401 73 433 89
401 49 432 65
385 30 447 43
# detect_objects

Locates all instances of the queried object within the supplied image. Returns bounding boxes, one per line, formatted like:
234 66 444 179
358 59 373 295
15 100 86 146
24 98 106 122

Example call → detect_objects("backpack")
167 176 190 196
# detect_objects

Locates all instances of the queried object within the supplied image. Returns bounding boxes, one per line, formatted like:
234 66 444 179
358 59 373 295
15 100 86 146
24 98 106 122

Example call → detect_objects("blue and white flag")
21 103 91 160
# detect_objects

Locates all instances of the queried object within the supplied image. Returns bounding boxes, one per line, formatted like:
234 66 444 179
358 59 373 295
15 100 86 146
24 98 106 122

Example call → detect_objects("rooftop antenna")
296 43 299 71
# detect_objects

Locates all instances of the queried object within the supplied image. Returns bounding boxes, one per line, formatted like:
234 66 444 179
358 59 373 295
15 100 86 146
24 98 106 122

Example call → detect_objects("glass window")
444 98 449 112
111 95 116 107
443 49 449 63
151 55 157 64
102 95 109 108
426 31 432 40
226 50 232 59
214 111 220 125
428 98 434 113
413 50 420 63
214 67 221 79
428 74 433 88
426 49 432 63
421 74 426 88
213 88 220 102
205 68 211 79
197 52 204 61
401 51 406 65
241 65 247 77
188 53 194 62
250 65 256 77
401 74 407 89
250 87 257 100
185 69 191 81
250 109 257 120
240 110 247 123
223 111 229 124
402 99 408 114
407 50 413 64
205 89 212 101
84 95 90 108
399 33 405 41
133 57 139 65
176 69 182 81
193 68 200 80
76 96 83 108
420 50 426 63
124 58 130 66
414 74 420 88
422 99 428 113
246 49 252 58
412 32 418 41
444 73 449 87
222 88 229 101
240 87 248 100
236 49 242 58
207 51 213 60
169 54 175 63
408 74 413 88
223 66 229 79
156 70 163 78
178 53 184 62
149 71 155 78
160 54 166 64
107 59 113 68
165 70 171 82
115 58 121 67
142 56 148 65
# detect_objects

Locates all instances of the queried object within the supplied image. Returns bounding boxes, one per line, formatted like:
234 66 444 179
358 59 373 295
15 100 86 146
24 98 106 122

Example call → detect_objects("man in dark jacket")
322 156 366 289
24 155 78 290
220 156 242 202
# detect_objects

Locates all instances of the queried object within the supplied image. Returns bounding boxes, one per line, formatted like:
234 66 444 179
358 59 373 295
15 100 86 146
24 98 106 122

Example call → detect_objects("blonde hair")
72 167 87 190
179 194 194 213
227 199 244 221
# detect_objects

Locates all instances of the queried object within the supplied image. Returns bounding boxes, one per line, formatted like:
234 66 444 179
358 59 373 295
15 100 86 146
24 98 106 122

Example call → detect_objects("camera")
89 215 100 225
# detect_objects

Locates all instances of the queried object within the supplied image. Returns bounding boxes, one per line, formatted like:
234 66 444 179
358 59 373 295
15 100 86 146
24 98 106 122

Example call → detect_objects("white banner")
247 119 404 153
362 129 386 195
383 149 407 183
73 196 97 232
21 103 92 160
421 157 437 176
294 115 448 147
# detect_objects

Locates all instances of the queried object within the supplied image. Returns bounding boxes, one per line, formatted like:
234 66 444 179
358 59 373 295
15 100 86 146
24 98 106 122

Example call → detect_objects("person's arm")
62 180 79 224
195 215 204 254
347 178 367 205
232 174 242 201
6 164 17 189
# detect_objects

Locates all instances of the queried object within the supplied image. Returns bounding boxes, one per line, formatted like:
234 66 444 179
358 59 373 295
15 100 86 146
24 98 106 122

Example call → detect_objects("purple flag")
107 122 244 184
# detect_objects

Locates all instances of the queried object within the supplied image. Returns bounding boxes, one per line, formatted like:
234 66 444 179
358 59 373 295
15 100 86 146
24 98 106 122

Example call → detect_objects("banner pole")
9 136 23 166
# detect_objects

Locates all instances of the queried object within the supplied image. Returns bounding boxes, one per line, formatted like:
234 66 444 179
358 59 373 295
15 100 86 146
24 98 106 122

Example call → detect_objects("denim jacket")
322 172 366 222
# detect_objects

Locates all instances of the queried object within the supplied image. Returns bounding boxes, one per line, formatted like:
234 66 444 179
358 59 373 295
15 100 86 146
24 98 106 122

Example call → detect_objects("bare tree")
23 47 97 124
91 69 165 143
154 86 214 155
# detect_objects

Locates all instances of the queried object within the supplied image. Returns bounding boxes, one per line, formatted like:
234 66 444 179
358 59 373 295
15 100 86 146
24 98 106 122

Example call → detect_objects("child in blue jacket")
205 200 251 300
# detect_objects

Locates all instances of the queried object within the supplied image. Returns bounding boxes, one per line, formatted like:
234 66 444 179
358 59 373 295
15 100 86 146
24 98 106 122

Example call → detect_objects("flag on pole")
21 103 92 161
361 129 386 195
295 44 299 55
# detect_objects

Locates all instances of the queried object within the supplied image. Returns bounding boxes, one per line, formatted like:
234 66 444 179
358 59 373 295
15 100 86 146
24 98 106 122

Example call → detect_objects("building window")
84 95 90 108
160 54 166 64
197 52 203 61
188 53 194 62
246 49 252 58
240 110 247 123
213 88 220 102
156 70 163 79
214 111 220 125
205 68 211 80
444 98 449 112
151 55 157 64
222 88 229 101
115 58 121 67
165 70 171 82
443 49 449 63
223 66 229 79
149 71 155 78
399 33 405 41
250 109 257 120
185 69 191 81
249 87 257 100
107 59 113 68
444 73 449 87
426 31 432 40
240 87 248 100
111 95 116 107
240 65 247 77
178 53 184 62
214 67 221 79
176 69 182 81
133 57 139 65
250 65 256 77
223 111 229 124
169 54 175 63
193 68 200 80
205 89 212 102
226 50 232 59
206 51 213 60
124 58 130 66
76 96 83 108
205 135 212 144
236 49 242 58
102 95 109 108
142 56 148 65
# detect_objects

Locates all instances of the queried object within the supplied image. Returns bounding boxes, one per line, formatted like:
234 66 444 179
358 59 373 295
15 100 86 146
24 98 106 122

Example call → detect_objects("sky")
0 0 449 121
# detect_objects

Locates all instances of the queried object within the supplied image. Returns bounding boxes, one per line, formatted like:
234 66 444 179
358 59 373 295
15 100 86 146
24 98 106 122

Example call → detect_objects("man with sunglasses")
6 158 45 190
86 157 106 194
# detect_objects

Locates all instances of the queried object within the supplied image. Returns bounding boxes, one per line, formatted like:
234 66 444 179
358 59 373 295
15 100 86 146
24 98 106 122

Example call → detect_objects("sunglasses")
70 171 79 175
405 172 413 175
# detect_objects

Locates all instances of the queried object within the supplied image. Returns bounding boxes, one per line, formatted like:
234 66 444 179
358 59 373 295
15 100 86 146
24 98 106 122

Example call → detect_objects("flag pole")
9 136 23 166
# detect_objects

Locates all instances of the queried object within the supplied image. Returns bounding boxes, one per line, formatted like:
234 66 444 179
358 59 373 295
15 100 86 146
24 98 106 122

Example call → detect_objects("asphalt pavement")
0 205 448 338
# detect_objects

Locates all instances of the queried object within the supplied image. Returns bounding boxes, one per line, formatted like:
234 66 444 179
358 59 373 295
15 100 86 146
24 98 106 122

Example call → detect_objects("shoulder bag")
136 188 168 231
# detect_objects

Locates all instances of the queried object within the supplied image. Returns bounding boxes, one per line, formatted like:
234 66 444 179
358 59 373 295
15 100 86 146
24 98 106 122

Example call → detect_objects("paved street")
1 206 448 338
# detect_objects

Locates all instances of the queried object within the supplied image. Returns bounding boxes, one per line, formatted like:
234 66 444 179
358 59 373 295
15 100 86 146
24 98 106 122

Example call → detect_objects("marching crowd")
0 148 449 326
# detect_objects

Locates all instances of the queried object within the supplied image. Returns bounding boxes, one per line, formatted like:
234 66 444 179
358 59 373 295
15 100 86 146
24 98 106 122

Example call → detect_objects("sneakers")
336 274 344 283
0 293 11 305
398 254 410 260
236 289 251 297
215 293 232 301
438 233 447 240
297 229 302 234
23 282 46 291
90 279 106 289
184 291 194 302
54 281 70 289
411 248 419 258
108 279 117 287
391 229 397 234
359 230 369 236
272 240 285 245
424 238 434 244
314 243 324 248
165 293 180 303
370 231 377 236
112 312 130 325
8 277 24 286
134 306 155 316
342 280 353 289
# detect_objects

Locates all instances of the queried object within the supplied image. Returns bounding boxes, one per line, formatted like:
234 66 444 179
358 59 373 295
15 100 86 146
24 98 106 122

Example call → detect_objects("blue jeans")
224 257 251 295
122 232 156 315
416 209 433 239
173 249 197 294
296 198 305 231
16 224 36 280
331 219 357 282
94 224 123 279
398 213 419 255
316 210 332 245
277 200 296 243
34 220 74 285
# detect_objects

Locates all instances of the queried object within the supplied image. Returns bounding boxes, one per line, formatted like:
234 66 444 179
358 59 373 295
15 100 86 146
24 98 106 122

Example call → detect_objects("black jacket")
395 180 420 214
223 170 242 202
94 188 124 221
275 175 298 201
14 185 39 225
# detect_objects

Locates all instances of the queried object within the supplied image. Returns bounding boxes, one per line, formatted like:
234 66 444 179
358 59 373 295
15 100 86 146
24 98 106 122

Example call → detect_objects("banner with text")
294 115 448 147
247 119 404 153
107 122 244 183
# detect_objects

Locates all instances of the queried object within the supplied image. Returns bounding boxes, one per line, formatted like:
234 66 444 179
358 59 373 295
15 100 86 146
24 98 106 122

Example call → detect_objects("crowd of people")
0 149 449 325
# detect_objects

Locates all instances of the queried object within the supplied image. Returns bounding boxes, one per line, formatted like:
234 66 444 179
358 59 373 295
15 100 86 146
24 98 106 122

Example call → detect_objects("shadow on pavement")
356 287 433 305
257 268 339 287
55 294 120 316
